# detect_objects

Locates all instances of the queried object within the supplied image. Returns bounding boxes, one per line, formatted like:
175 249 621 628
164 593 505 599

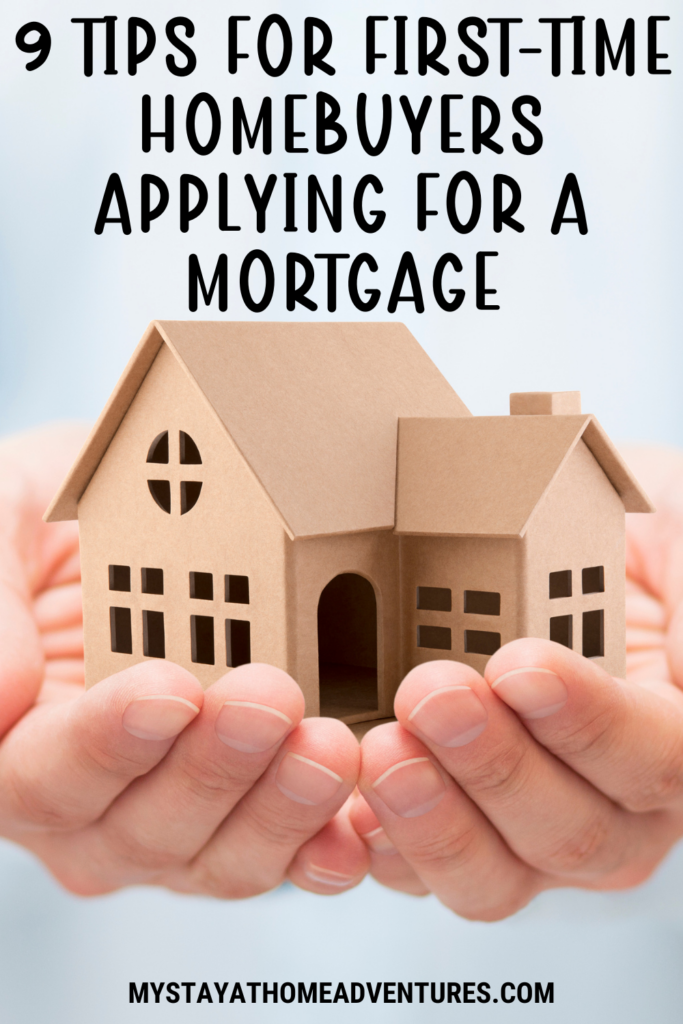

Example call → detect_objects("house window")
583 610 604 658
180 431 202 464
147 430 202 515
180 481 202 514
464 590 500 616
109 565 131 592
190 571 213 600
417 625 452 650
226 619 251 667
148 479 171 514
143 610 165 658
416 586 451 612
549 570 572 599
582 566 605 594
110 607 132 654
147 431 169 464
464 630 501 655
550 614 573 649
225 575 250 604
191 615 215 664
141 567 164 595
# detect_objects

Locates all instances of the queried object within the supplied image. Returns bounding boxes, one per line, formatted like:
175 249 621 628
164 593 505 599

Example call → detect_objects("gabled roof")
45 321 469 538
395 415 654 538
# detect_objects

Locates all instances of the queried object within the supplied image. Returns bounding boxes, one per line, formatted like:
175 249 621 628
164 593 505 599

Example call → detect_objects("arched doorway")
317 573 378 719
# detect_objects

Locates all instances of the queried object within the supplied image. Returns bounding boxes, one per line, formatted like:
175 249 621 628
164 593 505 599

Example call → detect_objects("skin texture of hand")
348 446 683 918
0 425 367 897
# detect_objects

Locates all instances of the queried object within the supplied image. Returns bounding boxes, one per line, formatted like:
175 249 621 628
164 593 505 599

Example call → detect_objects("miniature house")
45 321 653 727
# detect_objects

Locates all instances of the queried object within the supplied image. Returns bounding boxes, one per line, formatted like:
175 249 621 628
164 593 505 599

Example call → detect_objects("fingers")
0 660 203 836
288 798 370 894
174 717 360 900
485 638 683 815
0 574 44 734
79 665 305 882
358 722 540 920
34 582 83 661
349 794 429 896
394 660 670 887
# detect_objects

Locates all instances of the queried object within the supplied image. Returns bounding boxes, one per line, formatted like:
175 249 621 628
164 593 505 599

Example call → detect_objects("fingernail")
372 757 445 819
361 825 398 855
275 753 343 806
491 667 568 719
215 701 292 753
304 865 359 887
408 685 488 748
123 695 200 741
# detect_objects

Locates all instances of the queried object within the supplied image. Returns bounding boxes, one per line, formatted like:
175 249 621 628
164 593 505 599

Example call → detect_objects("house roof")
45 321 470 538
395 415 654 538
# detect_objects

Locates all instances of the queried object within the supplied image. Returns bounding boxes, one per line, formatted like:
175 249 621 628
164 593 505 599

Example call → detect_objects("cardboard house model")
45 321 653 728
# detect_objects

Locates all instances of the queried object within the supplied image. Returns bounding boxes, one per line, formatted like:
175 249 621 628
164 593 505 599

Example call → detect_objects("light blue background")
0 1 681 1020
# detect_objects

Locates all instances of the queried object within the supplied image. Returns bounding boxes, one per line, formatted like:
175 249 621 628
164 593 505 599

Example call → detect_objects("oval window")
146 431 203 515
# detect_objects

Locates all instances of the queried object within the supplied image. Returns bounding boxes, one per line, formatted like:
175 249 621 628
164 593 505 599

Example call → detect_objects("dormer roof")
395 415 654 538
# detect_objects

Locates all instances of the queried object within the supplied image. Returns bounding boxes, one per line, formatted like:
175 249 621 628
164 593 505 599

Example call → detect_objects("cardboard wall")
399 535 522 676
78 344 290 689
522 439 626 677
288 531 401 723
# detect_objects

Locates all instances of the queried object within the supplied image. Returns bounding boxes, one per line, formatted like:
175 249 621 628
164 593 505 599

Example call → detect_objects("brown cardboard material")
510 391 581 416
45 325 653 722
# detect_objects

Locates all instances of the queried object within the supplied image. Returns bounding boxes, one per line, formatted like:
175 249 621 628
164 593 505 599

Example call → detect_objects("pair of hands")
2 425 683 919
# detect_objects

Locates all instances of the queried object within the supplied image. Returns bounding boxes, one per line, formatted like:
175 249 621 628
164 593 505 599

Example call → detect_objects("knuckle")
75 740 152 783
177 753 254 805
240 801 310 849
407 821 481 876
5 765 78 831
540 811 614 876
455 892 532 923
104 825 183 876
461 743 532 803
549 706 618 763
618 754 683 813
190 857 279 900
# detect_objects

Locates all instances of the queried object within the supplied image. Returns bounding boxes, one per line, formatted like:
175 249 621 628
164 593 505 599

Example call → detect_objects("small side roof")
45 321 469 538
395 415 654 538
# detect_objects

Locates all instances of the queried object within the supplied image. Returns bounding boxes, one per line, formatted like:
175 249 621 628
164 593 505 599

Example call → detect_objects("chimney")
510 391 581 416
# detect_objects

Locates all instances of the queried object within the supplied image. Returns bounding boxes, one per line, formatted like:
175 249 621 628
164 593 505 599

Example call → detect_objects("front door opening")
318 573 378 720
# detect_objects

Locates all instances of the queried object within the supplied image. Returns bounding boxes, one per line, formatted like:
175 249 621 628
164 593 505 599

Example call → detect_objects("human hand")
0 424 365 897
349 447 683 918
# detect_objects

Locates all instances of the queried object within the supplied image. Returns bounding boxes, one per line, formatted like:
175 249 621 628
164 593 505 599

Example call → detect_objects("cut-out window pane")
464 630 501 656
464 590 501 616
416 586 451 612
550 614 573 649
180 481 202 514
226 619 251 667
147 431 169 464
110 607 132 654
141 567 164 595
582 566 605 594
179 431 202 464
225 575 250 604
549 570 572 599
417 625 452 650
108 564 131 592
143 610 165 658
148 479 171 513
190 571 213 600
583 610 604 658
191 615 215 664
